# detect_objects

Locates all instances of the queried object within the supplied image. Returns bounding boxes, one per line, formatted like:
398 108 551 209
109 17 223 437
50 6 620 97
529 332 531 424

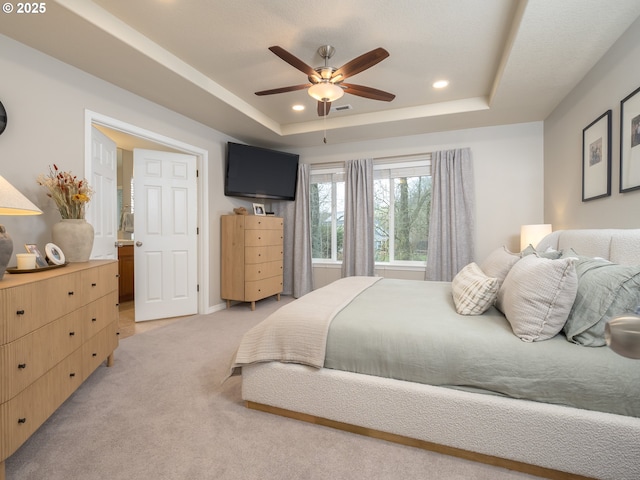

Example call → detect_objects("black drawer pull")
16 309 25 315
69 372 76 378
69 331 75 336
68 291 74 296
92 353 97 357
18 363 26 369
91 282 97 287
18 418 26 424
91 317 97 322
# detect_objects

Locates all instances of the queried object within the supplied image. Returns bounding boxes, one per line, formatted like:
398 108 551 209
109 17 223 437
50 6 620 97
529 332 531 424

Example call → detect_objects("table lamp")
0 175 42 279
520 224 552 251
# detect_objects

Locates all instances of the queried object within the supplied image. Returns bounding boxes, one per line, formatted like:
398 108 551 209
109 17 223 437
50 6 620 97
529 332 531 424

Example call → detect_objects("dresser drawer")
244 260 283 282
0 308 85 403
245 277 283 301
79 262 118 303
244 216 283 230
245 246 267 264
0 348 84 460
244 229 284 247
82 322 118 380
82 291 119 341
0 274 83 344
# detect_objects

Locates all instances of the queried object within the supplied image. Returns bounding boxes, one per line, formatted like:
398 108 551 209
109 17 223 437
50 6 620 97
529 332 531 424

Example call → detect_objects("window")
310 168 344 261
310 156 431 266
373 160 431 264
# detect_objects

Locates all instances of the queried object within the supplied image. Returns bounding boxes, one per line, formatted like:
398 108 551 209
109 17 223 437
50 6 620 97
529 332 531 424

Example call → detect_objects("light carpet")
6 297 539 480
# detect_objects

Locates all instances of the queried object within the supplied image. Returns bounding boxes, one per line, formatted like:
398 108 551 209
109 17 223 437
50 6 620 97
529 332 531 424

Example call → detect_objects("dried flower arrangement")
37 164 93 219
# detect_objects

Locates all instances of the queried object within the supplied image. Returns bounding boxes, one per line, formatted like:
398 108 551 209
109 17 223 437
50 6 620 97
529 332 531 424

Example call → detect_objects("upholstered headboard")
536 229 640 265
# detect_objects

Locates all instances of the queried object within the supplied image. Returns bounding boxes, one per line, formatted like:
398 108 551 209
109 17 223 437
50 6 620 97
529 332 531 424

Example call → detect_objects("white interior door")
88 126 118 259
133 149 198 322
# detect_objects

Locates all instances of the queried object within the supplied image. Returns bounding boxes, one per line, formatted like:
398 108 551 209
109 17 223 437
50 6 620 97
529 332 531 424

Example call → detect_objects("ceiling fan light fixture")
308 82 344 102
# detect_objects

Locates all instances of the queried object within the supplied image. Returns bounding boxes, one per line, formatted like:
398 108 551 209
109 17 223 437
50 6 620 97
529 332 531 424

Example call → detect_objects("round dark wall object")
0 101 6 135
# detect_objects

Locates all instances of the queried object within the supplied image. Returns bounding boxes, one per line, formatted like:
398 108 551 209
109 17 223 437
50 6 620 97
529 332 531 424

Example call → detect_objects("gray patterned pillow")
498 255 578 342
452 262 500 315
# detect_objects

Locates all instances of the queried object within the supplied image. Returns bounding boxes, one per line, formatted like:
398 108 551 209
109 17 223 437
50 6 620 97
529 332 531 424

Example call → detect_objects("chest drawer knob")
18 363 27 369
92 353 97 357
68 291 74 296
16 309 25 315
17 418 26 424
91 317 97 322
91 282 97 287
69 372 76 378
69 331 75 336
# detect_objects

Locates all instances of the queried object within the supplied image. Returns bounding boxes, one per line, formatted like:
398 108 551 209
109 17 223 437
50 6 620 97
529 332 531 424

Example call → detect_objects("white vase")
52 219 95 263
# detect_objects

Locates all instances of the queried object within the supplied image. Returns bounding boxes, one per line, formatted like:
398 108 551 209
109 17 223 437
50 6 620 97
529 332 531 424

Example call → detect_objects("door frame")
83 110 210 316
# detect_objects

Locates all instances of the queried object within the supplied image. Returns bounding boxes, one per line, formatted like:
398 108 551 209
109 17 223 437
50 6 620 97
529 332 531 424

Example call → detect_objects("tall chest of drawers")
0 261 119 480
221 215 284 310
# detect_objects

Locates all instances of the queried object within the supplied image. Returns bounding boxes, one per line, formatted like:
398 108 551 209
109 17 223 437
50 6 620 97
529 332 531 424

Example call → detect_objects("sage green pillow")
563 256 640 346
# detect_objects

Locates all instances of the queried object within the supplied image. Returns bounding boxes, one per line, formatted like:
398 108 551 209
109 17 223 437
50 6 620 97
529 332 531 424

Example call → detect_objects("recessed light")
433 80 449 89
292 104 305 111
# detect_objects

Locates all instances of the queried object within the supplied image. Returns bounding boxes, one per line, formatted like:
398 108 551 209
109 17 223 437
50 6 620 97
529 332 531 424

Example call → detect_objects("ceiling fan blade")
255 84 312 96
268 46 317 78
332 48 389 81
342 83 395 101
317 101 331 117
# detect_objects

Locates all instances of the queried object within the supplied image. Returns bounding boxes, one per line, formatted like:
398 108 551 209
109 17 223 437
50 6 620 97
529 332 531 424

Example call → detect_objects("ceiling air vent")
331 104 353 112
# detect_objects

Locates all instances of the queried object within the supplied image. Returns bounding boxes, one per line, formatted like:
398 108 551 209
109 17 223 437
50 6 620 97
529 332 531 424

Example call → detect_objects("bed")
231 229 640 480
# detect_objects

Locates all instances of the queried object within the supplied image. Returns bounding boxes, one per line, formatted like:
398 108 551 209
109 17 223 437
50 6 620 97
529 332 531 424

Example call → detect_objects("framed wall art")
620 85 640 192
582 110 611 201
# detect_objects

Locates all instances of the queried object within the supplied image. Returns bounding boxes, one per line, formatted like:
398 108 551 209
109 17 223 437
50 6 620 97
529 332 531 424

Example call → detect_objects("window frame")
310 155 431 267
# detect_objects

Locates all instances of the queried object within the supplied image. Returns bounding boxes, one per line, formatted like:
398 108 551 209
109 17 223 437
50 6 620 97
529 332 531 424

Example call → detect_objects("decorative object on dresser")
221 215 283 310
37 165 95 262
0 260 119 479
0 176 43 280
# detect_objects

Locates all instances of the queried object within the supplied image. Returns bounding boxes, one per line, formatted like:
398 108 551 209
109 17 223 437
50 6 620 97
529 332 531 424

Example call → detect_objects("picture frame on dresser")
24 244 48 268
582 109 612 201
620 85 640 192
253 203 265 215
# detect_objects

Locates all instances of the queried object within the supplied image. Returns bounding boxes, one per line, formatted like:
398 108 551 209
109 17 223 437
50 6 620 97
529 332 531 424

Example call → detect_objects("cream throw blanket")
229 276 381 375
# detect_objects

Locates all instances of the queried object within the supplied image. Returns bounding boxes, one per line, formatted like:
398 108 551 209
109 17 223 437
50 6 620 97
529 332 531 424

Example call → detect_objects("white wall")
0 34 253 311
544 16 640 228
296 121 544 267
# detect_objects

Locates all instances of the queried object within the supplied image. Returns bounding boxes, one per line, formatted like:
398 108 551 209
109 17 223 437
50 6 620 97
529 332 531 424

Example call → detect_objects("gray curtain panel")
273 163 313 297
425 148 476 281
342 158 375 277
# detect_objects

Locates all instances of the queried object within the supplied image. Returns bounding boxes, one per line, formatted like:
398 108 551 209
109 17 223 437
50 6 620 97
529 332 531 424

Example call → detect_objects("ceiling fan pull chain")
323 102 328 143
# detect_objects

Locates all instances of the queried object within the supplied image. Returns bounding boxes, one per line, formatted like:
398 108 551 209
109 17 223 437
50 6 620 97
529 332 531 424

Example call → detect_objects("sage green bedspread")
324 279 640 417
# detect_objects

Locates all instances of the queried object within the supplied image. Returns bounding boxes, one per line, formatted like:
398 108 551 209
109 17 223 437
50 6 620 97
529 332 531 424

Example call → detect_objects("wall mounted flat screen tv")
224 142 299 201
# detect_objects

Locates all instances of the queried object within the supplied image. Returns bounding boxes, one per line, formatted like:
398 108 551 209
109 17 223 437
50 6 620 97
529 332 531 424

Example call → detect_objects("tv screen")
224 142 299 201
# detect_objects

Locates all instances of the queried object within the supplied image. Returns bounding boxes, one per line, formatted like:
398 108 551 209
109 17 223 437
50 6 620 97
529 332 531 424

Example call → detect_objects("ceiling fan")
255 45 395 117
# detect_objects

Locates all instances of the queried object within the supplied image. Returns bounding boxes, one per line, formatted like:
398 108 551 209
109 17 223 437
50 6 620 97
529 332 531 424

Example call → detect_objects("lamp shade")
0 175 42 215
308 82 344 102
520 224 552 251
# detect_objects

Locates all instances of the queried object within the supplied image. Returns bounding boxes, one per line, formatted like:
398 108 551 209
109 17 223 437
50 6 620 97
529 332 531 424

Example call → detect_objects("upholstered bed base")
243 362 640 480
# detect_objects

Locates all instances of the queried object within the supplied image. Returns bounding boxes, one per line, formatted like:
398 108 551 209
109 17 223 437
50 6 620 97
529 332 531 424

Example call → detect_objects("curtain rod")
308 152 432 169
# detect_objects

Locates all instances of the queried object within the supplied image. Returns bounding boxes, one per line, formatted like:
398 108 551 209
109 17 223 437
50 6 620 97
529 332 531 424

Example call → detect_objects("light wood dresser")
0 260 119 480
221 215 284 310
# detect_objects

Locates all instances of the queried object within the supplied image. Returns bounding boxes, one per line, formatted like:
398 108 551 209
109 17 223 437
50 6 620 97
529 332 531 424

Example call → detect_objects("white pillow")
452 262 499 315
497 255 578 342
480 246 520 285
